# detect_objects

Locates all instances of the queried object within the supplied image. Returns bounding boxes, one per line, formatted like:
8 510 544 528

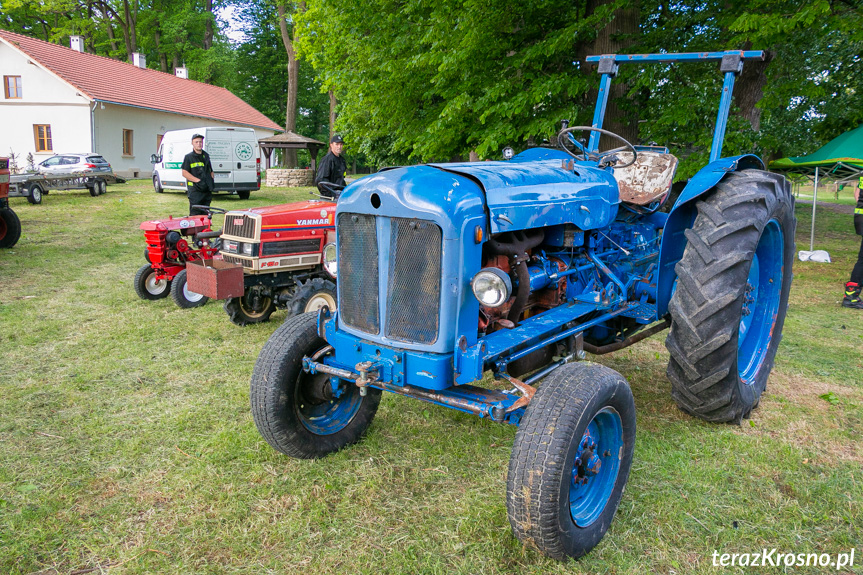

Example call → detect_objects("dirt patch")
795 199 856 215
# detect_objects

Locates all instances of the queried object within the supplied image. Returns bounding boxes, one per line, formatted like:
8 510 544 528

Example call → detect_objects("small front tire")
251 312 382 458
288 278 337 318
170 269 208 308
507 363 636 560
134 264 171 300
224 290 276 326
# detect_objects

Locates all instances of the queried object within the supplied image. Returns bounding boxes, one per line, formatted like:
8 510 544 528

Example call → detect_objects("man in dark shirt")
181 134 215 216
314 134 347 198
842 176 863 309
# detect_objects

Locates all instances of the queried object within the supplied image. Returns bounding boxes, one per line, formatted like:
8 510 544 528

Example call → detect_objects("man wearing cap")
314 134 347 198
181 133 215 216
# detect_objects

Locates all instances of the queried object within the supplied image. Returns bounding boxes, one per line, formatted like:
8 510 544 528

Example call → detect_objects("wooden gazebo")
258 131 327 171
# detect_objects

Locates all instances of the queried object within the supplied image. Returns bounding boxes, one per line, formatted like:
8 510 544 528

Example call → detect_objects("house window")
4 76 22 99
156 134 164 150
123 129 133 156
33 124 52 152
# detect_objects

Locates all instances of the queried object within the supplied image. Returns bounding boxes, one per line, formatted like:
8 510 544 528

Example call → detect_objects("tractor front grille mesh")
262 238 321 256
338 213 379 334
224 214 257 239
222 254 252 268
386 218 441 344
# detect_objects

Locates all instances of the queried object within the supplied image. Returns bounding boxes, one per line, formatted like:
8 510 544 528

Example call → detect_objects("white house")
0 30 283 178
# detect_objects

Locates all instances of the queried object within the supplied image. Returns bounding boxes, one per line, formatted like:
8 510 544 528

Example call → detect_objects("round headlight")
502 147 515 160
323 242 337 278
471 268 512 307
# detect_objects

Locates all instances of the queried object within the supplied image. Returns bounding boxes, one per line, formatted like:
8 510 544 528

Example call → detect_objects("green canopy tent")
770 125 863 253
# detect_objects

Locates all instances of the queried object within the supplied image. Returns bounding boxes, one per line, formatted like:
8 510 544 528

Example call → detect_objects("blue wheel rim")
295 370 362 435
737 219 783 384
569 407 623 527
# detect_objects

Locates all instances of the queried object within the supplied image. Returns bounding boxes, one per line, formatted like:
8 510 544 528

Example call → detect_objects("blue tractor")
250 51 795 559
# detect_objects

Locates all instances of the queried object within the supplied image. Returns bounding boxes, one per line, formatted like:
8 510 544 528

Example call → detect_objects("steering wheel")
316 181 344 200
191 205 227 216
557 126 637 169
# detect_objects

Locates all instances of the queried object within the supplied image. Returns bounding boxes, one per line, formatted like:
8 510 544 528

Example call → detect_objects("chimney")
132 52 146 69
175 66 188 79
70 36 84 53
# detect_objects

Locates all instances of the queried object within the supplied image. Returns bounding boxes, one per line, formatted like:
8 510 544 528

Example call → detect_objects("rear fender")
655 154 764 317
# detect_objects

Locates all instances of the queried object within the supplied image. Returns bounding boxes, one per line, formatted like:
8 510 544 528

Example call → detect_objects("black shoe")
842 296 863 309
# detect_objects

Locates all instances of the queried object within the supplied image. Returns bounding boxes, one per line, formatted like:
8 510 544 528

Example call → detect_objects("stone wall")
265 168 314 187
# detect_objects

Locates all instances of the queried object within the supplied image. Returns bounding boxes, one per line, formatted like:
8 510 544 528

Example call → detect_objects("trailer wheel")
0 208 21 248
224 291 276 326
666 170 795 423
97 179 107 195
288 278 337 318
237 191 250 200
27 183 43 205
251 312 382 458
169 269 208 308
87 183 98 197
507 363 635 560
134 264 170 300
153 175 163 193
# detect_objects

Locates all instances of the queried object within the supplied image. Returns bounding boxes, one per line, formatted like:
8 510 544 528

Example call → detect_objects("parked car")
38 153 114 176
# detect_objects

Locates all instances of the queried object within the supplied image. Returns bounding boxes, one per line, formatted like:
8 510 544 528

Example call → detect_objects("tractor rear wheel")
288 278 337 318
134 264 170 300
27 183 43 205
170 269 208 308
507 363 636 560
224 290 276 326
0 208 21 248
251 312 382 458
666 170 795 423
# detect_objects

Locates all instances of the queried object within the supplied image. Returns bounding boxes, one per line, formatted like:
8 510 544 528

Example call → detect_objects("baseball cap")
331 134 344 144
192 133 205 140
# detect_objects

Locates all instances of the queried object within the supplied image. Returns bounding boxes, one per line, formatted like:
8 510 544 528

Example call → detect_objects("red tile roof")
0 30 283 132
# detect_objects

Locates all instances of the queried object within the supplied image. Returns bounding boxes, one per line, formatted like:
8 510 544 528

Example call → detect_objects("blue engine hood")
427 157 620 233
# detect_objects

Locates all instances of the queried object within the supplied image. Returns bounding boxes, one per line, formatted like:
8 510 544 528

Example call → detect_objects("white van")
150 127 261 199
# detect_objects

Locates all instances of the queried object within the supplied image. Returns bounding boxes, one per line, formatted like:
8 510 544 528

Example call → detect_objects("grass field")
1 180 861 574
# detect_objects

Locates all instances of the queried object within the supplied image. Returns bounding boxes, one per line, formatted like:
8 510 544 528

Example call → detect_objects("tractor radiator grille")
338 213 379 334
386 218 442 344
224 214 257 240
262 238 321 256
222 254 253 268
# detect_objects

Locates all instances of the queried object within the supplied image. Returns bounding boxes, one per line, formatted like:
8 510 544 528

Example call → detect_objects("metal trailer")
8 172 125 204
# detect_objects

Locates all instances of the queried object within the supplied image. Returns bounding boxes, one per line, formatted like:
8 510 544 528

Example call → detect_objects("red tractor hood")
139 214 210 232
231 200 336 230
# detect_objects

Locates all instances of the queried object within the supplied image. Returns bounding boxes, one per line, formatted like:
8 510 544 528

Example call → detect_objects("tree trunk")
329 90 337 139
155 28 168 72
203 0 214 50
733 43 772 132
582 0 641 148
278 2 301 168
99 4 119 53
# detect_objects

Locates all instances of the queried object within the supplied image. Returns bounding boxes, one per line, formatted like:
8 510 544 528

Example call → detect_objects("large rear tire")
666 170 795 423
251 312 382 459
507 363 636 560
0 208 22 248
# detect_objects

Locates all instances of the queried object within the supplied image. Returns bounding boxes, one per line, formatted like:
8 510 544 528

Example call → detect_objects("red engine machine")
0 157 21 248
134 209 223 308
187 200 338 326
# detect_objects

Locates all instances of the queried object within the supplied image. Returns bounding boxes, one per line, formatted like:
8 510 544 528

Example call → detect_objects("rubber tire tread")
250 312 382 459
134 264 170 300
154 175 163 193
170 269 209 308
507 362 636 560
288 277 337 317
224 293 276 326
237 191 250 200
27 184 43 204
665 169 795 423
0 208 22 248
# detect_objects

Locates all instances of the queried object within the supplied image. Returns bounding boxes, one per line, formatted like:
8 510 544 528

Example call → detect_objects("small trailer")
8 172 124 204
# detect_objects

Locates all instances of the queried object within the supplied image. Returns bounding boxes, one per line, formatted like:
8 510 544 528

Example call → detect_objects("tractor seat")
613 151 678 206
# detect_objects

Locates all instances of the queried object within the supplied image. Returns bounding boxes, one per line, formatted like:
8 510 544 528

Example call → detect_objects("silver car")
38 153 114 176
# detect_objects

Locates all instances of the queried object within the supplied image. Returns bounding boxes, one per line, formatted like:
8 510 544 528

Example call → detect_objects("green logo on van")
236 142 253 161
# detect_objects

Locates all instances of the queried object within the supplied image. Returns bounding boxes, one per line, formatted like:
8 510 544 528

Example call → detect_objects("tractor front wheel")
288 278 337 318
134 264 170 300
251 312 382 458
170 269 208 308
507 362 636 560
224 290 276 326
666 170 795 423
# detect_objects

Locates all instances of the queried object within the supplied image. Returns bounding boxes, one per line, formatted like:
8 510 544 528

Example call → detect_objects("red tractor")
0 157 21 248
134 208 223 308
186 200 338 326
